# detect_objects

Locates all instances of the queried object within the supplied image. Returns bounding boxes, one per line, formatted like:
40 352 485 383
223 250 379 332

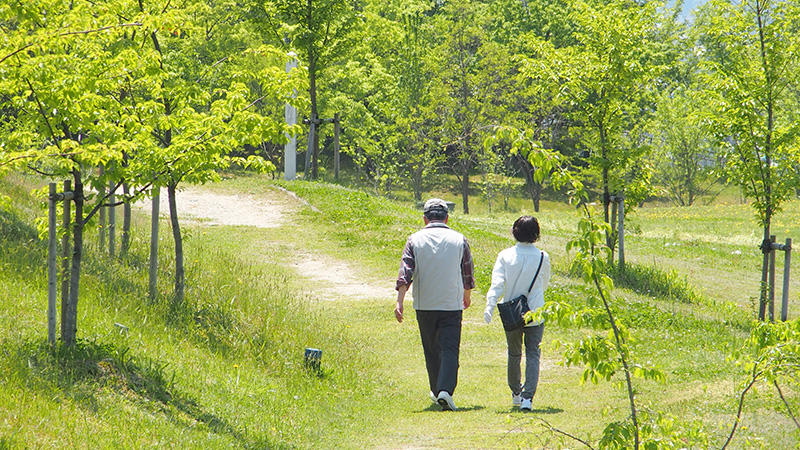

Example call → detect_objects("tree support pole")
108 180 116 258
47 183 57 346
768 235 776 322
148 188 160 301
781 238 792 321
60 180 71 338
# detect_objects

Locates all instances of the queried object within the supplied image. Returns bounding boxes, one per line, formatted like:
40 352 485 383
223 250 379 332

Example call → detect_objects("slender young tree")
696 0 800 320
519 0 664 256
272 0 361 179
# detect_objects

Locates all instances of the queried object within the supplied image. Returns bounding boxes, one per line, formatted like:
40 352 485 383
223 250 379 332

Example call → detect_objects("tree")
696 0 800 320
429 0 513 214
652 89 719 206
519 0 664 256
124 0 301 303
0 0 299 342
273 0 361 180
392 10 442 201
0 0 144 345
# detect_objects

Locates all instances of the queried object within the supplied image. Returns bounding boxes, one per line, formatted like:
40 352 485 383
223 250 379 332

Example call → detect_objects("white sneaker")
520 398 532 411
430 391 437 403
436 391 457 411
512 394 522 407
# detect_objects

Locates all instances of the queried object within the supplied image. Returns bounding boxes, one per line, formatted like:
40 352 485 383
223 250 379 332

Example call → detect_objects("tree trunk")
167 183 184 303
756 0 774 321
460 162 470 214
412 161 423 202
307 0 319 180
599 128 615 255
148 187 160 302
518 154 541 212
758 218 771 321
120 182 131 257
610 196 618 263
64 169 83 346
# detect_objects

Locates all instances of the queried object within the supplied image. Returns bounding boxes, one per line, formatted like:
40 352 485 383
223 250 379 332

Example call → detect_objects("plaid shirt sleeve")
461 237 475 290
396 237 415 290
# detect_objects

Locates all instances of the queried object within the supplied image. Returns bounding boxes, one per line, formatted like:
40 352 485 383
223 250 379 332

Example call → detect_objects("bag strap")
525 252 545 295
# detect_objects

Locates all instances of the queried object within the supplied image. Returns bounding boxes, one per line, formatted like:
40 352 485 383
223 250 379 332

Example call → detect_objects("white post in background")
284 52 298 181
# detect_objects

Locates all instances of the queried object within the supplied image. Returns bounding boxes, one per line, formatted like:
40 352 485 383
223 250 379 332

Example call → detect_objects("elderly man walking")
395 198 475 411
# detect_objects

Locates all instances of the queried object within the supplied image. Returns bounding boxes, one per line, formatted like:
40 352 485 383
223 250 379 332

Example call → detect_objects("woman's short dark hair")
512 216 540 243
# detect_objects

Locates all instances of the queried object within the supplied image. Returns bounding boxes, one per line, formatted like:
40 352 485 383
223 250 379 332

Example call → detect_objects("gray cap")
423 198 449 215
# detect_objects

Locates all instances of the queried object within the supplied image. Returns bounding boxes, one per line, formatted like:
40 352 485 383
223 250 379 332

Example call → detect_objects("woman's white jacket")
484 243 551 326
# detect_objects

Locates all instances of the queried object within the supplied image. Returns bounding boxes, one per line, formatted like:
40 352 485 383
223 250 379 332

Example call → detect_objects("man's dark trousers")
416 310 462 396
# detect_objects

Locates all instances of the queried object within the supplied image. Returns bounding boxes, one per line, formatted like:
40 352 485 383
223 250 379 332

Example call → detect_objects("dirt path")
144 186 394 301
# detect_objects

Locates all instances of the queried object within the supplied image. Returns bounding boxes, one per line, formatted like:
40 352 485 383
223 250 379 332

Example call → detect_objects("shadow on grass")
7 338 251 445
416 404 486 413
495 406 563 415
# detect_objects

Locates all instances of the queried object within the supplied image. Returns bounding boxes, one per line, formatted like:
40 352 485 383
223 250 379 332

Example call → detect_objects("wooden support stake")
769 235 776 322
618 197 625 269
47 183 57 346
334 113 340 181
782 238 792 321
148 188 160 301
108 180 116 258
98 166 106 252
61 180 71 339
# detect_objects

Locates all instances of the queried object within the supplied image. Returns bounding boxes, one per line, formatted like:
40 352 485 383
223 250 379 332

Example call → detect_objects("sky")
678 0 708 20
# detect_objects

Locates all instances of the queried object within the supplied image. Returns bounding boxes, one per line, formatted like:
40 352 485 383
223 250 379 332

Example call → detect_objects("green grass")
209 173 800 447
2 171 800 448
0 174 381 448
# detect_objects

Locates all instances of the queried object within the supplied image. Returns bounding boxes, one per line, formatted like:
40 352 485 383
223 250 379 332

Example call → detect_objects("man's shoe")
430 391 437 403
436 391 457 411
512 394 523 407
520 398 532 411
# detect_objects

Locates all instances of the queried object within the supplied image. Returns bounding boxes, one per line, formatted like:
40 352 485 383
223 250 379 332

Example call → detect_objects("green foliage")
734 319 800 384
651 88 719 207
517 0 669 238
696 0 800 226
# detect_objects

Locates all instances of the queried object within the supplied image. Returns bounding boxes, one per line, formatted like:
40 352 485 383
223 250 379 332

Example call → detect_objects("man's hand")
463 289 472 309
395 285 408 323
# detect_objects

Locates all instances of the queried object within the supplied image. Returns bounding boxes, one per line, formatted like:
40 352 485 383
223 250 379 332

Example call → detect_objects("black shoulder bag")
497 253 545 332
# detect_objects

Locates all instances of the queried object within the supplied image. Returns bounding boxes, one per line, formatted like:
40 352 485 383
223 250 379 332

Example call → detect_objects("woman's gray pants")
505 324 544 400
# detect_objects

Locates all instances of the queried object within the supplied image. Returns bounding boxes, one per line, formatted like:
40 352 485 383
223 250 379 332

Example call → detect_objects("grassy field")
1 171 799 448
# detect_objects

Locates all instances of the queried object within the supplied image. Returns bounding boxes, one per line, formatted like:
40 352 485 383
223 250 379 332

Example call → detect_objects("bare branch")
774 381 800 432
536 417 596 450
721 364 762 449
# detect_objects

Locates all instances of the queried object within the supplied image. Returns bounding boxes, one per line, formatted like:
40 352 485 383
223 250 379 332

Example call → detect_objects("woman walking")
484 216 551 411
